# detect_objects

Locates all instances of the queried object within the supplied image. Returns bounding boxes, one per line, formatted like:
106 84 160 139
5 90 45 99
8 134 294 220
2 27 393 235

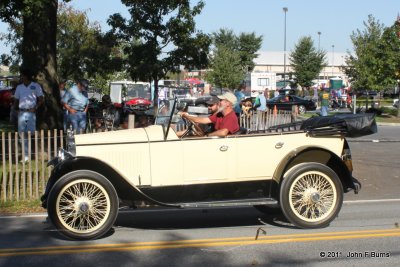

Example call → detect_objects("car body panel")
74 125 344 189
75 128 151 185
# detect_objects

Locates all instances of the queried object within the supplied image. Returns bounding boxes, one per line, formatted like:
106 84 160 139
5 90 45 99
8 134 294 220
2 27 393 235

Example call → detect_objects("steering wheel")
180 117 205 138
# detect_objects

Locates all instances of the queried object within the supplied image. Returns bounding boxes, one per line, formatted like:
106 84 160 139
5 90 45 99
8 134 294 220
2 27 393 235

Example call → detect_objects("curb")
377 122 400 126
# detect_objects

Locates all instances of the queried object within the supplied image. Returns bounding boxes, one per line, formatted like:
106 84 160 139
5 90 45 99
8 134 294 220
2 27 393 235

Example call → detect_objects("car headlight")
47 148 73 167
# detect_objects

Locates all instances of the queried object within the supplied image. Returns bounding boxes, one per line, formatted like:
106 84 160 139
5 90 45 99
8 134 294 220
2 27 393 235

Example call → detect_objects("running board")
179 198 278 208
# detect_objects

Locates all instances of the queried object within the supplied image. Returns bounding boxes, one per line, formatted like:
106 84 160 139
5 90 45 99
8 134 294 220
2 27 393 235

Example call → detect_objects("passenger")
203 96 220 133
178 92 239 137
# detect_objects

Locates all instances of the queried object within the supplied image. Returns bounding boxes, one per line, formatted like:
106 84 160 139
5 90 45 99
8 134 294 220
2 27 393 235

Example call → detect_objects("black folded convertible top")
300 113 377 137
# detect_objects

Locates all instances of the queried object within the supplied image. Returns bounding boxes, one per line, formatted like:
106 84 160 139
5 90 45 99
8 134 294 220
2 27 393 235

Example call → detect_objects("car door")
181 137 236 184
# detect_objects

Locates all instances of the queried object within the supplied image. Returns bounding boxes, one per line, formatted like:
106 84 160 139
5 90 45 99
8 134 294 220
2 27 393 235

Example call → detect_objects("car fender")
271 145 357 199
41 156 179 208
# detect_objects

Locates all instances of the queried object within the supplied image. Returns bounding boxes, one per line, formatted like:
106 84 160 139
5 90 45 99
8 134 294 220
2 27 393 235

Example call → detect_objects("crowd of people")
5 67 90 161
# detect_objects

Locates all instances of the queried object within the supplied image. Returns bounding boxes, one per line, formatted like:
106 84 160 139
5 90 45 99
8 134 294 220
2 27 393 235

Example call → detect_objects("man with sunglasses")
179 92 239 137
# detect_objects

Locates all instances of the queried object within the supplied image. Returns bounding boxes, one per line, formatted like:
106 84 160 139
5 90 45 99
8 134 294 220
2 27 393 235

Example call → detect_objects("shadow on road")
114 206 294 230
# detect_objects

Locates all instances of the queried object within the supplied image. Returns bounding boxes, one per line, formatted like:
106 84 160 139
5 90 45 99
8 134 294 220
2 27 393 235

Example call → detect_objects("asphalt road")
1 201 399 267
0 125 399 267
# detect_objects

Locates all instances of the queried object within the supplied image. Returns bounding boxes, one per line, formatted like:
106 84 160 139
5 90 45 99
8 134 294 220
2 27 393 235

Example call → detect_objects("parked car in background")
394 99 399 108
266 95 317 114
357 90 378 98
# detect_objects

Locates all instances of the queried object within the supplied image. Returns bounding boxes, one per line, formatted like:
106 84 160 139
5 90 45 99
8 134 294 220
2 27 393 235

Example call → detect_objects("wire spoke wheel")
289 171 336 222
280 163 343 228
48 170 118 240
56 179 111 234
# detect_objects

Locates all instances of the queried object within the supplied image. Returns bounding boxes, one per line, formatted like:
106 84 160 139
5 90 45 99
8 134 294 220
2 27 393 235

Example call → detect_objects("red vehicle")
0 87 13 117
109 81 153 127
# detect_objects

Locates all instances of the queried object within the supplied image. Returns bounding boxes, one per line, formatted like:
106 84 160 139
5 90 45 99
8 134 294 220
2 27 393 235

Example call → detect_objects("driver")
178 92 239 137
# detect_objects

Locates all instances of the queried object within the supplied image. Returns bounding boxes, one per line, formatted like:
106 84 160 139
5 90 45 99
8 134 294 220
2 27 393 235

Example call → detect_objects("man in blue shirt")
62 79 89 133
234 87 245 117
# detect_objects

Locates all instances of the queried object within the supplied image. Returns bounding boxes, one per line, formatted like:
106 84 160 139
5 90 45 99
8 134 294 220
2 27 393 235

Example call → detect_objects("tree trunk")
22 0 62 130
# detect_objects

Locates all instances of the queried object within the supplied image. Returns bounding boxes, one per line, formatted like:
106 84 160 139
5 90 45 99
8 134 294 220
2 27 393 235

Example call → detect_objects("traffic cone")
273 105 277 116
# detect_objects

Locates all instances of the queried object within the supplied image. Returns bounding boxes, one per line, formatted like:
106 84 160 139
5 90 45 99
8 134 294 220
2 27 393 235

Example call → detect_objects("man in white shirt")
13 68 44 161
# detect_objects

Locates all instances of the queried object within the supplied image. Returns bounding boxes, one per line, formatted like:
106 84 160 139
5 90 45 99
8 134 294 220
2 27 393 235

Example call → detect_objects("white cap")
217 92 237 106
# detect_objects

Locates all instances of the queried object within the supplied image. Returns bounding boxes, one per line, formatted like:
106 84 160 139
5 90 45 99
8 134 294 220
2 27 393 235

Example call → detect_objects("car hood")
74 125 173 147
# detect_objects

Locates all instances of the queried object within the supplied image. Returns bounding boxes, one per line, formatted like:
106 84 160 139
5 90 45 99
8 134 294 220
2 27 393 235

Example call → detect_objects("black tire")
47 170 119 240
279 163 343 229
298 105 306 114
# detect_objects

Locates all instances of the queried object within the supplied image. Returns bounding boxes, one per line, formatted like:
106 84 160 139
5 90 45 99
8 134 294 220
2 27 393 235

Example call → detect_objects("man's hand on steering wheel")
179 112 205 137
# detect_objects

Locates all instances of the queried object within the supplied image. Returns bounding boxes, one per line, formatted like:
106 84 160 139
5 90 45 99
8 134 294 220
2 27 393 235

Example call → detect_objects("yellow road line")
1 228 399 257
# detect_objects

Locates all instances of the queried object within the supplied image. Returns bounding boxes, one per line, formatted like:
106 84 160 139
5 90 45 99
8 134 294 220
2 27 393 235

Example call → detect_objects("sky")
1 0 400 55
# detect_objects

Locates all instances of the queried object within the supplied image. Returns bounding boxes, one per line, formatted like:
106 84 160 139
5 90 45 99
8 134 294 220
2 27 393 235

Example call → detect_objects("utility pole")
283 7 288 87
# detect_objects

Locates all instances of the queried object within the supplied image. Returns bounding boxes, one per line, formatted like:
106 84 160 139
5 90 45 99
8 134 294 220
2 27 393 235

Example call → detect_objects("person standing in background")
62 79 89 133
234 86 245 117
59 79 68 131
254 88 268 112
274 88 279 98
13 68 44 161
320 87 330 116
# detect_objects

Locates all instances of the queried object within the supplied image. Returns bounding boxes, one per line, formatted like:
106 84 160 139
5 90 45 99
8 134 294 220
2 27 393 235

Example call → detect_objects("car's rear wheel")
48 170 118 240
298 105 306 114
280 163 343 228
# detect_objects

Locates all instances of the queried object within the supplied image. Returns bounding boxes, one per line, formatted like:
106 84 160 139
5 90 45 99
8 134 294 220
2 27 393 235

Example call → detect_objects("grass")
0 199 45 215
0 119 15 132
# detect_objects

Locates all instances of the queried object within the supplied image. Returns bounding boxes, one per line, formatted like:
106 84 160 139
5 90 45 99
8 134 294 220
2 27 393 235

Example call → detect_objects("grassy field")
0 199 45 215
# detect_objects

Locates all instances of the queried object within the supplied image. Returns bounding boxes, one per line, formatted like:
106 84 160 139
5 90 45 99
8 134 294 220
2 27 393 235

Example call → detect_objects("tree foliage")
289 36 326 88
378 18 400 88
212 28 262 72
57 4 122 83
108 0 211 106
343 15 387 93
0 0 71 129
206 46 244 89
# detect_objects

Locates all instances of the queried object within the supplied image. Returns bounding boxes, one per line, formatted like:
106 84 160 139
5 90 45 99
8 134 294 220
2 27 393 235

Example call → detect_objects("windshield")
154 98 186 138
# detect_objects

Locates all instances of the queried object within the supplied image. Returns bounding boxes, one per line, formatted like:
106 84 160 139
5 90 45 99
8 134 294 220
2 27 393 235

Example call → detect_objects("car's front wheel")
280 163 343 228
47 170 119 240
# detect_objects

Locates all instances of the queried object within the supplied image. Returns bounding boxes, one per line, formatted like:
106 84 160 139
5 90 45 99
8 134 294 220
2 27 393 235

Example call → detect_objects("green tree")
379 17 400 117
212 28 262 72
343 15 386 93
0 0 69 129
57 4 122 84
289 36 326 88
206 45 244 89
108 0 211 106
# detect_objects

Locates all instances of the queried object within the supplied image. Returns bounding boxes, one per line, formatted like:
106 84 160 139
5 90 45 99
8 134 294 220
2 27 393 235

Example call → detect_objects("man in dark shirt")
179 92 239 137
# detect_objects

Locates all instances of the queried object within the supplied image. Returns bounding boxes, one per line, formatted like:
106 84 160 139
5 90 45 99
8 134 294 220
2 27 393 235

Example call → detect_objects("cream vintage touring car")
41 99 376 240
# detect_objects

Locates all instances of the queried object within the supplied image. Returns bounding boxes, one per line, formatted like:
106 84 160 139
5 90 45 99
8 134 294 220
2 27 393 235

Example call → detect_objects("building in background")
253 51 349 88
